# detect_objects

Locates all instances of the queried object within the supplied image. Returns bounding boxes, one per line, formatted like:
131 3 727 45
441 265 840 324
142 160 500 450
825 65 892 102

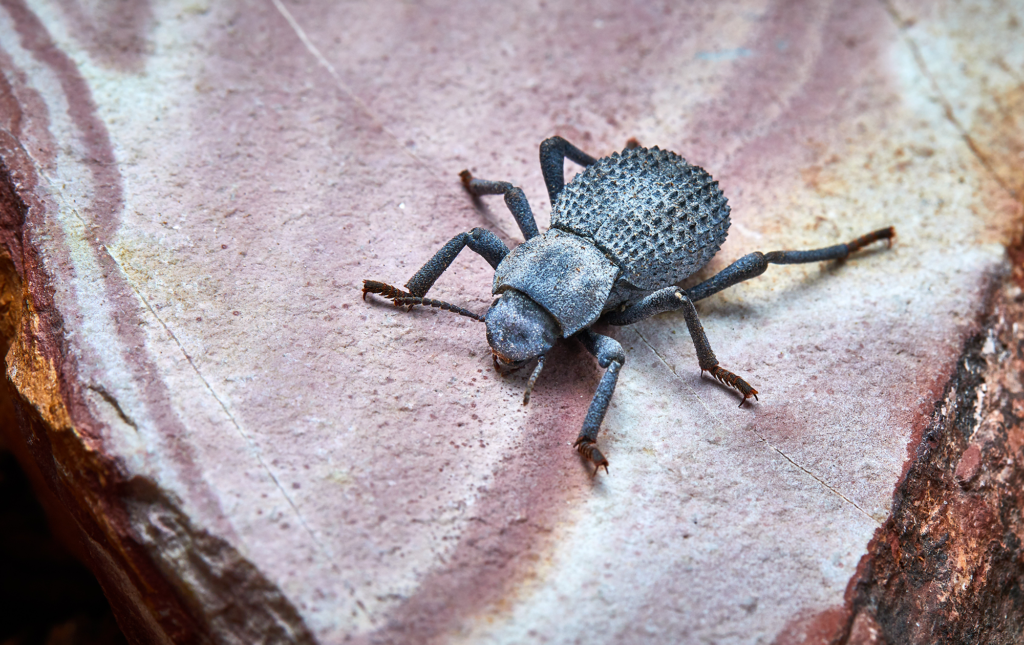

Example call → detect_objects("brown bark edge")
0 149 316 643
834 246 1024 643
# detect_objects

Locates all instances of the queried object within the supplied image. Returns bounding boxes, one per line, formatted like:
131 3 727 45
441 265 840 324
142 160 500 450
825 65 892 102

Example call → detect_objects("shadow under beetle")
363 137 894 473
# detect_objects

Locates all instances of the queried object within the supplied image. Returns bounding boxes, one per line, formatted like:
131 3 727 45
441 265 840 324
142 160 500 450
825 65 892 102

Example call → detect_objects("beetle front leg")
403 227 508 296
606 288 757 405
362 227 508 321
574 330 626 473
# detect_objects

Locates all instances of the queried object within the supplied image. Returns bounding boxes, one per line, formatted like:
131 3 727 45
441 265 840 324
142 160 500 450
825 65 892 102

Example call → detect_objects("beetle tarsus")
707 365 758 405
362 280 410 302
574 438 609 474
846 226 895 255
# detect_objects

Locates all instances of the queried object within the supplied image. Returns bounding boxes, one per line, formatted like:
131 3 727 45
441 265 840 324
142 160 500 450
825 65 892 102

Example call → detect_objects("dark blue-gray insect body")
364 137 894 473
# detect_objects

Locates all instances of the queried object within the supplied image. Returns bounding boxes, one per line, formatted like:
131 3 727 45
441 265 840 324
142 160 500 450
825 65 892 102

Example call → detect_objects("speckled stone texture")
0 0 1021 643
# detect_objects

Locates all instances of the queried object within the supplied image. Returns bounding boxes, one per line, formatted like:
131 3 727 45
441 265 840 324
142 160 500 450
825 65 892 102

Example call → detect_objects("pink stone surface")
0 0 1020 643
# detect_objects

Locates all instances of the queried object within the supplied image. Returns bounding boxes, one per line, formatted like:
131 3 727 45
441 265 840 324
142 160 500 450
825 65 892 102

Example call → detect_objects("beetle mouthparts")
492 351 526 375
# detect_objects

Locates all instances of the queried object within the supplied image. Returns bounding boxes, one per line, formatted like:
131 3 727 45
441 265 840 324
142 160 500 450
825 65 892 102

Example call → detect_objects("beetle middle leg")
573 329 626 473
538 136 598 204
362 227 508 319
605 288 758 405
459 136 597 239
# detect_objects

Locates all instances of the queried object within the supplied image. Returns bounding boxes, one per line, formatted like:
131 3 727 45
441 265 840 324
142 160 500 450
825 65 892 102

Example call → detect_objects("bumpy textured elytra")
363 136 895 474
553 147 730 290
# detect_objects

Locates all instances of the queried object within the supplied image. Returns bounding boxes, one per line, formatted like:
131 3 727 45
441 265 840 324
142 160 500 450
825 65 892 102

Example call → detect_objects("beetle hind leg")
686 226 896 302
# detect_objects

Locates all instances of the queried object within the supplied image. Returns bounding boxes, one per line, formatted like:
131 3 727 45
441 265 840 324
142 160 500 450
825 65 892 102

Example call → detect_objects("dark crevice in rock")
0 148 315 643
122 477 318 645
0 448 127 645
85 384 139 432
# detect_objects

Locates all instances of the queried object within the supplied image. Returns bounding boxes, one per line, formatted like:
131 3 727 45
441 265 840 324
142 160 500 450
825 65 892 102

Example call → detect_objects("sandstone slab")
0 0 1021 643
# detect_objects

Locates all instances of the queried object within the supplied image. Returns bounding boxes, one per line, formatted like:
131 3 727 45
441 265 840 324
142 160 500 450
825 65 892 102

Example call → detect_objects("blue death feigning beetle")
363 137 894 474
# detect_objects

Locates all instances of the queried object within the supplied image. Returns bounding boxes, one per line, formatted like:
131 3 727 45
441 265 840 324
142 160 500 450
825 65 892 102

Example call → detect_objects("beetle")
363 136 894 473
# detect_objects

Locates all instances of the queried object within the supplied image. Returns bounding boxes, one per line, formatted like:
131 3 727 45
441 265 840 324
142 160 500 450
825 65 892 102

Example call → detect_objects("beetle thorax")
485 289 558 371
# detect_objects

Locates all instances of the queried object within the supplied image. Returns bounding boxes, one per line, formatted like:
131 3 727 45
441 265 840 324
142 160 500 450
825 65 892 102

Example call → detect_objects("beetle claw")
574 439 609 474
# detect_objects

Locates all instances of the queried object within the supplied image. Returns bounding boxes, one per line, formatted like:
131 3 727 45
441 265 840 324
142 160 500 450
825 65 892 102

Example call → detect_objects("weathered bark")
838 245 1024 644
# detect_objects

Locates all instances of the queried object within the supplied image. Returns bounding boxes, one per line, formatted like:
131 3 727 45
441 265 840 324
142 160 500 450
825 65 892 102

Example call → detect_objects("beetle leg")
459 171 541 241
458 135 598 239
574 330 626 474
606 288 757 405
399 227 508 297
539 136 598 205
604 287 689 326
363 227 507 318
686 226 895 302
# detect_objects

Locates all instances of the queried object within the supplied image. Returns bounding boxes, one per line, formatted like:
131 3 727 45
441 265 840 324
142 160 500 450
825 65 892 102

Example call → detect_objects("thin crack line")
879 0 1018 202
633 326 881 526
103 246 325 551
42 173 327 550
269 0 520 244
632 325 719 422
270 0 432 176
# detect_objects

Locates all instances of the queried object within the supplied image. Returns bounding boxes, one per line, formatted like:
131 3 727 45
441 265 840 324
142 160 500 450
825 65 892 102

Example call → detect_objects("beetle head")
485 289 558 373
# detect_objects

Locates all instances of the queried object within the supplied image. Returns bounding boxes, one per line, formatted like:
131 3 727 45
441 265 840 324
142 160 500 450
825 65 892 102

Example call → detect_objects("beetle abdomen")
551 146 730 290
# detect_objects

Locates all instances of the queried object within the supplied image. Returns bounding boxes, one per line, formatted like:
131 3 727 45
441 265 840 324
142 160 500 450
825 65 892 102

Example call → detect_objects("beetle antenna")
523 355 546 405
390 295 486 322
363 280 486 322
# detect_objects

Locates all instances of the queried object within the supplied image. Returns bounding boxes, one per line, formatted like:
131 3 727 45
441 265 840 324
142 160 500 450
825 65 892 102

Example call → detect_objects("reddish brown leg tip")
737 390 759 407
575 440 608 474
